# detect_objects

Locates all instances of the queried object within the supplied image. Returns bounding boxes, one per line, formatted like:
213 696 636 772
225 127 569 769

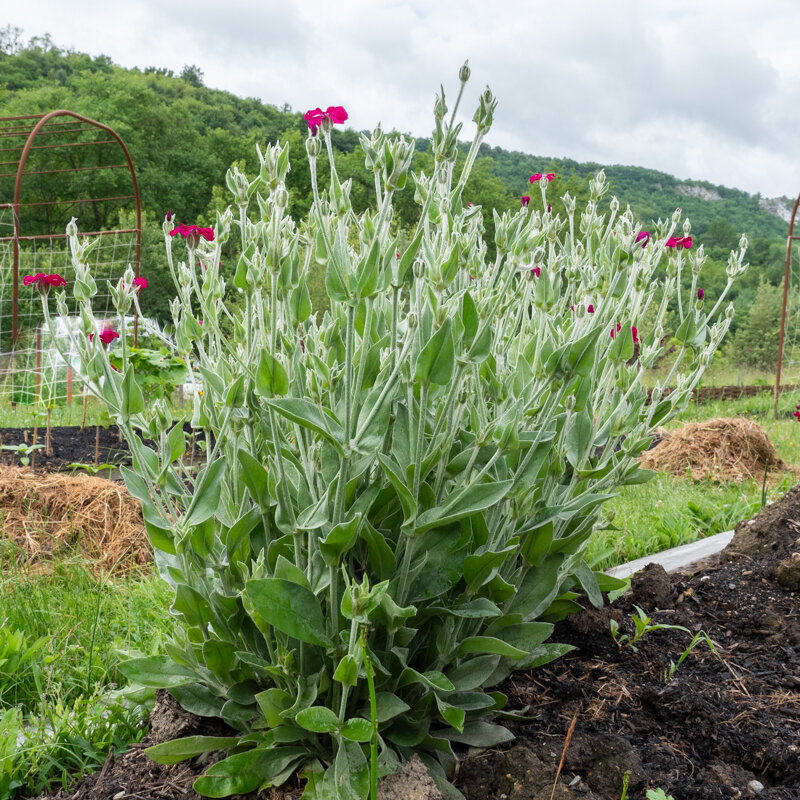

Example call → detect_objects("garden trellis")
775 191 800 417
0 109 141 409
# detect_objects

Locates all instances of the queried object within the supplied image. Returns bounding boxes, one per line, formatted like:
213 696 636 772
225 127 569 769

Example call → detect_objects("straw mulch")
0 466 150 571
639 417 785 482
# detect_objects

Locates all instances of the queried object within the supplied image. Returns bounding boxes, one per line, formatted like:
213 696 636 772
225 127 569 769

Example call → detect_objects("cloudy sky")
6 0 800 199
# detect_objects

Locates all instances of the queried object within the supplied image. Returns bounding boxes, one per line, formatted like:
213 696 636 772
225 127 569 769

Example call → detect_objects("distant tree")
180 64 204 87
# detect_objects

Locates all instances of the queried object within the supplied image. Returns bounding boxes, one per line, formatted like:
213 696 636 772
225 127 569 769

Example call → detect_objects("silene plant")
37 64 748 799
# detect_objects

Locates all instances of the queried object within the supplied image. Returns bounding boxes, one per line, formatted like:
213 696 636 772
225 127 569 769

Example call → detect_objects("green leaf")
340 717 373 742
462 546 516 593
193 746 307 797
461 290 479 348
171 684 226 718
333 654 358 687
399 668 455 692
517 643 576 670
457 636 528 660
446 655 501 691
377 453 416 523
565 409 593 468
507 554 563 621
185 458 226 525
255 352 289 397
441 720 514 747
415 480 512 534
273 555 311 589
122 367 145 417
255 688 292 727
245 578 331 647
237 449 270 507
414 318 455 385
296 705 339 733
370 692 410 723
263 398 344 451
167 422 186 463
320 515 361 566
573 560 603 608
145 736 240 765
436 696 466 732
290 281 312 324
608 321 634 361
360 521 396 581
356 237 381 298
118 656 195 688
674 313 697 345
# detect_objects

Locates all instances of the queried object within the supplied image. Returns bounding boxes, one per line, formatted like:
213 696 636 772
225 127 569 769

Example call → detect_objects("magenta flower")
635 231 650 247
531 267 541 278
24 273 66 291
610 322 622 338
165 210 173 222
132 277 147 293
170 224 214 243
697 288 705 300
545 173 555 182
467 202 474 207
90 328 120 345
304 106 348 133
521 195 530 207
530 173 542 182
587 304 595 314
632 326 639 343
665 236 692 250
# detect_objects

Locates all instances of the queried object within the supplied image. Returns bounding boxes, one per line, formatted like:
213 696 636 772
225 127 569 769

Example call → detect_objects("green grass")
0 552 173 796
587 387 800 570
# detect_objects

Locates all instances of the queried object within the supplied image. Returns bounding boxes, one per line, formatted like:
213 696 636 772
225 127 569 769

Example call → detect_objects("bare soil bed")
34 486 800 800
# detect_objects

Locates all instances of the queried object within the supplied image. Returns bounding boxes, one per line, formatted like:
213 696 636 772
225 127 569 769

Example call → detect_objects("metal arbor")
0 109 141 407
774 192 800 418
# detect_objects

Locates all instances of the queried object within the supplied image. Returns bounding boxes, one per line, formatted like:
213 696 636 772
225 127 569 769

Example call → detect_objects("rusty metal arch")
774 192 800 418
0 109 141 341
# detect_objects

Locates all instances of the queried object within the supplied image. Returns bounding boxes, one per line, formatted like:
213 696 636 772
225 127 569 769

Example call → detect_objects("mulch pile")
640 416 786 481
0 466 149 571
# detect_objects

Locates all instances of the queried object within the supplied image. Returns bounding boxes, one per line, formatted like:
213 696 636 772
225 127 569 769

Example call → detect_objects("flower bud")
726 303 735 320
407 311 418 330
273 185 289 210
683 218 691 237
413 259 425 279
459 60 471 84
306 135 321 159
672 207 682 224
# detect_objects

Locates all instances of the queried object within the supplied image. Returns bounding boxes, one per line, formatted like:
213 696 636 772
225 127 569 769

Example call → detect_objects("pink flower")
547 204 552 213
545 173 555 182
610 322 622 338
521 195 530 207
89 328 119 345
170 224 214 243
635 231 650 247
304 106 348 132
632 326 639 343
24 273 66 290
165 210 173 222
665 236 692 250
300 338 306 353
531 267 541 278
132 277 147 293
467 202 474 207
570 305 575 311
697 288 704 300
530 173 543 183
587 304 595 314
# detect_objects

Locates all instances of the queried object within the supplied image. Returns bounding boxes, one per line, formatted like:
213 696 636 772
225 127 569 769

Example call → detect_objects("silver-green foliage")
43 67 747 798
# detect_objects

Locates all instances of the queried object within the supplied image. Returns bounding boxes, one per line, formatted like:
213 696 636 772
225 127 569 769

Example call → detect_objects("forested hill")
0 33 793 325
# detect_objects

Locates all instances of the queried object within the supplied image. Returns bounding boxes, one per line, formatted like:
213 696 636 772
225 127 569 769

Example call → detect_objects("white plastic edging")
605 529 735 580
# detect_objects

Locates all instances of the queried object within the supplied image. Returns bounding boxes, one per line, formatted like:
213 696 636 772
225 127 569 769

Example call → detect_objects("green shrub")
39 67 747 799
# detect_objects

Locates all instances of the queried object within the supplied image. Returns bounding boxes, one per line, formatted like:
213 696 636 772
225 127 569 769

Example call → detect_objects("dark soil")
0 424 205 472
33 484 800 800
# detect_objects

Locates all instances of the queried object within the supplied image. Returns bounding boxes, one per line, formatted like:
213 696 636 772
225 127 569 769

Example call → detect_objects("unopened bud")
459 60 471 84
413 259 425 279
306 135 321 160
683 219 691 236
407 311 418 330
672 207 682 224
273 185 289 209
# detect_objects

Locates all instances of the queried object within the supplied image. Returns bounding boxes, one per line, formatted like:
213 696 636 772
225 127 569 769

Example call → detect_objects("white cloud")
5 0 800 197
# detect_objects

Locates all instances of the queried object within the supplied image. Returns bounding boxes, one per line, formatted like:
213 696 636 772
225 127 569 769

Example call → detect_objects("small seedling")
663 629 723 682
1 443 45 467
610 605 690 652
646 789 675 800
67 462 118 481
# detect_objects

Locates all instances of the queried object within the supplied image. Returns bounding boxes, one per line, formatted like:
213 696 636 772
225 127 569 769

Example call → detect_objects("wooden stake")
549 706 580 800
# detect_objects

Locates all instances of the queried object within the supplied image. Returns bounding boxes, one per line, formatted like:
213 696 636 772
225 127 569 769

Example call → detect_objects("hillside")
0 33 792 329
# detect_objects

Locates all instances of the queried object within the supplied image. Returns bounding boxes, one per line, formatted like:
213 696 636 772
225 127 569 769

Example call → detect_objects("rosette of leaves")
41 67 748 800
